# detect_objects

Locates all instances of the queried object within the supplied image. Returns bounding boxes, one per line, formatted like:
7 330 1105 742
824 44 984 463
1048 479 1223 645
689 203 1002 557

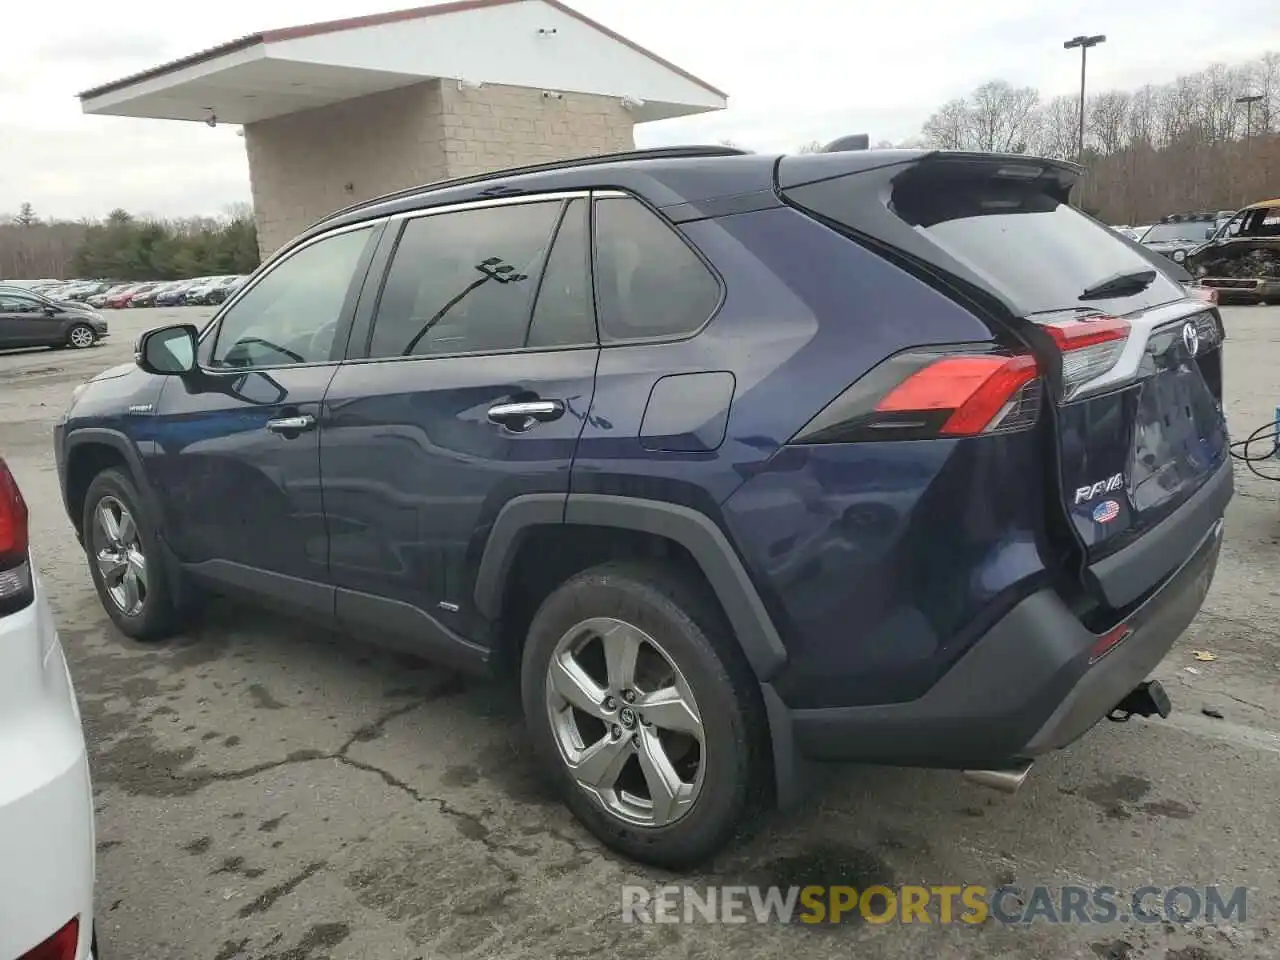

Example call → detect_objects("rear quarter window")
593 196 720 342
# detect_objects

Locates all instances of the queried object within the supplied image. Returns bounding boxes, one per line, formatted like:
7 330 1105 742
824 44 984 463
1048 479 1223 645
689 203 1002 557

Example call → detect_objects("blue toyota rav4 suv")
55 145 1231 866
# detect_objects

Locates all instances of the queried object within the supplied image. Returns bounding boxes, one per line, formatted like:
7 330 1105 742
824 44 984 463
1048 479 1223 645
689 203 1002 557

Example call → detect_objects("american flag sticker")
1092 499 1121 524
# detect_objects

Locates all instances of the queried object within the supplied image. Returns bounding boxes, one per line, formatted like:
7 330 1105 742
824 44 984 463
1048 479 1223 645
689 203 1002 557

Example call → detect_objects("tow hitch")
1107 679 1172 722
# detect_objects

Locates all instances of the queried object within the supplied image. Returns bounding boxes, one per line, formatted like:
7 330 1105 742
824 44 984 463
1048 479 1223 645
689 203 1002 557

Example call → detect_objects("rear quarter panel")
576 207 1054 707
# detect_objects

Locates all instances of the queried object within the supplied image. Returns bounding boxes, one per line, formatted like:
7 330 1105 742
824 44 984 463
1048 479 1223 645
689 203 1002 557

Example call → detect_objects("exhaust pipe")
962 761 1033 794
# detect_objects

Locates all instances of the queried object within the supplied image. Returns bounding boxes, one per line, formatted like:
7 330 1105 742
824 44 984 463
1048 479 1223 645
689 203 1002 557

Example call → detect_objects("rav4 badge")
1074 472 1124 504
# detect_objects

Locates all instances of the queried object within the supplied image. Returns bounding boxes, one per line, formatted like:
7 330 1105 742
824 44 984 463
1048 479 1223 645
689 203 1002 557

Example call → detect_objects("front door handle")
265 414 316 435
487 399 565 431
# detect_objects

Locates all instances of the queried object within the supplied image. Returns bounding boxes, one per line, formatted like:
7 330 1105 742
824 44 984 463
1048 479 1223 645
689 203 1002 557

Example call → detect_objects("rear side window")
593 197 720 342
527 199 596 348
368 202 561 358
789 162 1187 316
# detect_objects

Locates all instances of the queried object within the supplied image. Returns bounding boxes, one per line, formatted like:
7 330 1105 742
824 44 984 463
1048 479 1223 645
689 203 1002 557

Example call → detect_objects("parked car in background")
86 285 128 309
186 275 246 305
1187 197 1280 305
153 281 198 307
105 283 159 309
0 455 97 959
0 288 108 350
1138 214 1218 264
57 145 1230 867
1111 225 1141 241
130 282 180 309
81 283 110 301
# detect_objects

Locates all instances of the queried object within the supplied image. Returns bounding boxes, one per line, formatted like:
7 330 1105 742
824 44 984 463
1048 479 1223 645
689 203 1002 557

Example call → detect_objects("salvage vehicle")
1187 198 1280 304
1138 214 1218 265
55 145 1231 867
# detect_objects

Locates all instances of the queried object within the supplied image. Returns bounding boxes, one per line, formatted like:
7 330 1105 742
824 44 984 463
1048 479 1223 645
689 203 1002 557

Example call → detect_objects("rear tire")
521 560 764 868
82 468 183 642
66 323 96 349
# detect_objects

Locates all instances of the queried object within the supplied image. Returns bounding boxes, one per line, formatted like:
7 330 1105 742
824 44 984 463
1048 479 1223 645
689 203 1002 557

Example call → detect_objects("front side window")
368 202 563 359
0 295 42 314
593 197 720 343
209 226 373 369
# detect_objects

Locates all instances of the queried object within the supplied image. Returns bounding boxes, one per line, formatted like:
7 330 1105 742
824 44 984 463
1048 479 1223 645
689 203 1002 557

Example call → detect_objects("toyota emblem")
1182 321 1200 357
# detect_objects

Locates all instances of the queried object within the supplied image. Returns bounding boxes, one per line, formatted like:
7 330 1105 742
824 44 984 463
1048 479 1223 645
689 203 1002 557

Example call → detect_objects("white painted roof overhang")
79 0 727 125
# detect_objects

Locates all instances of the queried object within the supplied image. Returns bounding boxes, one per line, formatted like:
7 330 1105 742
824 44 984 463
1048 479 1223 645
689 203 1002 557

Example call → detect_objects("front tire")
521 561 764 868
66 323 96 349
82 468 182 642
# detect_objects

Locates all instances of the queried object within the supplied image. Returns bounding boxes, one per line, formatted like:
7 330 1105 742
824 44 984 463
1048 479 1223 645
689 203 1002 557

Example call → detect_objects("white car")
0 458 96 960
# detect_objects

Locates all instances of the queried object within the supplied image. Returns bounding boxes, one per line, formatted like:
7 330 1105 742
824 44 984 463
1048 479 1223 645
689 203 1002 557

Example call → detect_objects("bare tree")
796 140 824 154
1036 95 1081 159
1089 91 1131 154
903 50 1280 225
921 98 970 149
1127 85 1159 148
15 203 39 227
968 80 1039 152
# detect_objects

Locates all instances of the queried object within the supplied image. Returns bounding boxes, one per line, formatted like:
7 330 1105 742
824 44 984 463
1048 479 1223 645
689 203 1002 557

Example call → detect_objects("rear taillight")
0 457 33 612
792 349 1042 444
19 917 79 960
1039 315 1130 399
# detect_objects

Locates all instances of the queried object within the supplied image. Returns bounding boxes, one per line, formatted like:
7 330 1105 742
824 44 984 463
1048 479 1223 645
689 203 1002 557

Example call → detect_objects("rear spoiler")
777 149 1082 191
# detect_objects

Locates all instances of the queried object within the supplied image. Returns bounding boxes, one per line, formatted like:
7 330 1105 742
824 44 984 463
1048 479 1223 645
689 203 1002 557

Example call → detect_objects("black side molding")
473 493 788 681
1087 459 1233 608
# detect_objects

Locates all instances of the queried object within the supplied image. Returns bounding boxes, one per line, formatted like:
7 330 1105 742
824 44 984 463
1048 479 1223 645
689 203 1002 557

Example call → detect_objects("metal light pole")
1063 34 1107 161
1236 93 1263 138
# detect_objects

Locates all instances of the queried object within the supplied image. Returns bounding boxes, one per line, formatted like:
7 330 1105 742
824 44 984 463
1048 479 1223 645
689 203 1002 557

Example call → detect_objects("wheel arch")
63 429 161 539
474 492 813 809
474 493 788 682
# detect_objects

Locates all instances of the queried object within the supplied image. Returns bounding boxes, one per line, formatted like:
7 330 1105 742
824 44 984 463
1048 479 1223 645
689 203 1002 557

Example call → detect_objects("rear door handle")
265 414 316 434
487 399 565 431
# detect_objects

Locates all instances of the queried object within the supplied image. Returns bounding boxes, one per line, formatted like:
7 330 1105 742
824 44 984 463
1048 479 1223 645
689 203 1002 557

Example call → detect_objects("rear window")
890 178 1186 315
787 160 1187 316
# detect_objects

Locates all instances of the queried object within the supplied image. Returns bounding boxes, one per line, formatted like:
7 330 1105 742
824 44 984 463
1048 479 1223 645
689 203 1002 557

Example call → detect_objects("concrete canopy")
78 0 727 125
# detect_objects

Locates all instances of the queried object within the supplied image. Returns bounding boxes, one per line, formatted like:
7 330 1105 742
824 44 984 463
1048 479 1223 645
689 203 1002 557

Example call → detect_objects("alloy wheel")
544 616 705 828
69 326 95 348
91 496 148 616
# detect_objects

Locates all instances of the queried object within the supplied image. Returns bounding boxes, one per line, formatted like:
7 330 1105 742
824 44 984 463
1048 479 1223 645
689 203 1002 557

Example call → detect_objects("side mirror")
136 323 198 375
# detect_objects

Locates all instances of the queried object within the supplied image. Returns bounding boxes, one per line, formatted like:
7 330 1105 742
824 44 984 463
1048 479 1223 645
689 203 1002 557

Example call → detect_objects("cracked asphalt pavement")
4 306 1280 960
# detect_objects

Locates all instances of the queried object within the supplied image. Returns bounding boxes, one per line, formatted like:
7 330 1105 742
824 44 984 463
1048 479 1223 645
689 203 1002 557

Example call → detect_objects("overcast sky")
3 0 1278 220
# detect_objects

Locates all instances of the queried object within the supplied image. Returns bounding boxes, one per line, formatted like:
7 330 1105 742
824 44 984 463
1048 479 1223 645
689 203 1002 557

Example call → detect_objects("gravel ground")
3 305 1280 960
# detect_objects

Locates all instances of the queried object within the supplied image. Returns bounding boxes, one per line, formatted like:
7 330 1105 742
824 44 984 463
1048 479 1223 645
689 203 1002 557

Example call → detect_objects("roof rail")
317 145 751 225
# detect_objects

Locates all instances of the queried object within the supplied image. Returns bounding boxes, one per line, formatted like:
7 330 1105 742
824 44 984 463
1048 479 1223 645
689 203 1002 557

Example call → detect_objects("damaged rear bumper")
778 509 1224 771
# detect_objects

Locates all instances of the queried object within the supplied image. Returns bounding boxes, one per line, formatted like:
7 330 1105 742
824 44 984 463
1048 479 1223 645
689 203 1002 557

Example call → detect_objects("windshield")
1141 222 1213 243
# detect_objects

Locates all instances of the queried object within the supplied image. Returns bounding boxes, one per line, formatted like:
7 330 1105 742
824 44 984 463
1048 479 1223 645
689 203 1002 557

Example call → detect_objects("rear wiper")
1079 269 1156 300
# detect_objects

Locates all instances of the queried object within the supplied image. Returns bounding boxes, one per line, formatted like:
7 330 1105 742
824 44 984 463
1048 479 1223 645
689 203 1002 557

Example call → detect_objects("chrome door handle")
487 399 565 431
265 414 316 434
